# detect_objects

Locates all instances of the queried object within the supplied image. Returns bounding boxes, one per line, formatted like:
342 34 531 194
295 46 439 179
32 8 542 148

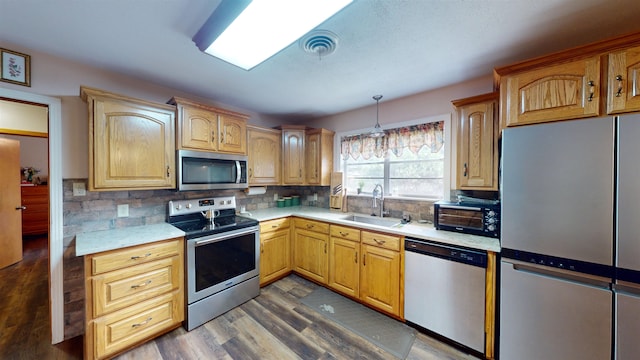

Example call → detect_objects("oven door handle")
194 227 258 247
235 161 241 184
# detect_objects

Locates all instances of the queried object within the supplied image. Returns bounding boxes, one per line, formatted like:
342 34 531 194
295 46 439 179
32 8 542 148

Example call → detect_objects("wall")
0 133 48 179
1 40 495 340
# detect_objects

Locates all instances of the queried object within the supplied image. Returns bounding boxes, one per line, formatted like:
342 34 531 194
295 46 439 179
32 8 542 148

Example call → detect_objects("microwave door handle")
235 161 241 184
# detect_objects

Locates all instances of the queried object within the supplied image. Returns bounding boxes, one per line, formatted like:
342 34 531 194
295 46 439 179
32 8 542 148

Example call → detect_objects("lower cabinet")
259 218 291 286
293 218 329 284
84 238 184 360
328 225 361 298
360 241 401 317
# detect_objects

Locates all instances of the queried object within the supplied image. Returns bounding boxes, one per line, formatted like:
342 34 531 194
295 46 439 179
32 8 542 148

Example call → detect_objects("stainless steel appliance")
500 115 640 359
176 150 248 191
168 196 259 331
434 200 500 238
404 237 487 355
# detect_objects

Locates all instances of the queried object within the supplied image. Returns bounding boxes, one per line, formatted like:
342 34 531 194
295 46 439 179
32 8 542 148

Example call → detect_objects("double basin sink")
340 214 404 228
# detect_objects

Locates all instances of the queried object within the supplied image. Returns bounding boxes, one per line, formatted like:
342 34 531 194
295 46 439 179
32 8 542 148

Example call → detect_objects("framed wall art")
1 48 31 87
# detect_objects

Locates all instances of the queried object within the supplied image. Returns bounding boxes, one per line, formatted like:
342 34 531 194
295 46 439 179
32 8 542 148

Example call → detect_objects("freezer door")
617 114 640 271
500 261 612 360
501 117 614 265
615 288 640 360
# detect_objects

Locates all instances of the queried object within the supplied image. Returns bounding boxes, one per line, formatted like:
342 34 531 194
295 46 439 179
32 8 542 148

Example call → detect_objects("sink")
340 214 402 228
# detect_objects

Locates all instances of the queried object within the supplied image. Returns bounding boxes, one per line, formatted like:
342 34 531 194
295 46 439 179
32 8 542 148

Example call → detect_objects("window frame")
335 113 451 201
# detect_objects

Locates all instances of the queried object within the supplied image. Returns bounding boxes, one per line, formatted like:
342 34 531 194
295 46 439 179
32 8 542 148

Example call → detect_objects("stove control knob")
487 224 496 231
488 210 495 216
175 204 182 210
487 218 496 224
186 203 192 209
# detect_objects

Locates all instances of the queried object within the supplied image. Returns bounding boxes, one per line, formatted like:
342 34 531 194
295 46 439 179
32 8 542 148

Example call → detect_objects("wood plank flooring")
0 237 479 360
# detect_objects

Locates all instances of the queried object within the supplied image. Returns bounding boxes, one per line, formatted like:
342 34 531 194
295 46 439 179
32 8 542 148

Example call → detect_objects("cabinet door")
92 98 175 190
260 229 290 286
218 113 247 154
293 228 328 284
179 105 218 151
457 100 498 190
248 127 281 185
282 129 305 184
328 237 360 298
360 244 400 316
608 46 640 114
305 132 321 185
501 56 601 127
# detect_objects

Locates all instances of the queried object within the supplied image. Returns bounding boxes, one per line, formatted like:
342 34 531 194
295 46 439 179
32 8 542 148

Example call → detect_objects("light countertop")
75 223 185 256
240 206 500 253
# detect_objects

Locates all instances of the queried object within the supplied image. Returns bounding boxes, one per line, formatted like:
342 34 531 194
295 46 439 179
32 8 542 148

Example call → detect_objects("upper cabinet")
169 97 248 155
495 32 640 127
452 93 499 191
305 128 335 186
281 126 306 185
81 87 176 191
499 56 601 127
247 125 281 185
607 45 640 114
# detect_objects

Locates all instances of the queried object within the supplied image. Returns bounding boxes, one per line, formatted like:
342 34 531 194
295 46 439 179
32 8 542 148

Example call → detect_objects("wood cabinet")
499 56 601 127
607 45 640 114
328 225 361 298
247 125 281 185
305 128 335 186
452 93 499 190
170 97 248 155
81 87 176 191
84 238 184 360
281 126 306 185
259 218 291 286
360 231 402 317
20 185 48 235
293 218 329 284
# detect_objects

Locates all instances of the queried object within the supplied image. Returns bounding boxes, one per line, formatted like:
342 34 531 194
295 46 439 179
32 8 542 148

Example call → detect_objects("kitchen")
2 1 640 359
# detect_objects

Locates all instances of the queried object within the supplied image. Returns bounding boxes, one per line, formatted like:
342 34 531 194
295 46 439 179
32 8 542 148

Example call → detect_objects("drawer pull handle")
132 317 153 328
131 253 152 260
271 225 279 228
587 80 595 102
306 224 315 229
340 231 349 237
131 280 152 289
616 75 624 97
373 238 386 245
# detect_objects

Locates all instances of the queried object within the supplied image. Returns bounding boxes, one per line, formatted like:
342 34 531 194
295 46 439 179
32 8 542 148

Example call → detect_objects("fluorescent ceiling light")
193 0 353 70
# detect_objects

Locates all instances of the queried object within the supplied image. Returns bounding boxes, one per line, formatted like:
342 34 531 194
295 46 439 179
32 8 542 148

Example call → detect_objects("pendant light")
370 95 384 138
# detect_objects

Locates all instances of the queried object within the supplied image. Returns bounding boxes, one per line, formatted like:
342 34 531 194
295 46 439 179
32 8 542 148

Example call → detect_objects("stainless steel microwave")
434 200 500 238
177 150 248 191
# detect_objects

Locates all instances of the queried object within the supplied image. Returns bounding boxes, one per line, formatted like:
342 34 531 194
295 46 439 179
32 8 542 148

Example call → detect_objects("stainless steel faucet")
372 183 385 217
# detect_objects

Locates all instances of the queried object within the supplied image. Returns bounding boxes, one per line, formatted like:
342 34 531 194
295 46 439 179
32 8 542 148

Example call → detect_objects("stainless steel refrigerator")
500 115 640 359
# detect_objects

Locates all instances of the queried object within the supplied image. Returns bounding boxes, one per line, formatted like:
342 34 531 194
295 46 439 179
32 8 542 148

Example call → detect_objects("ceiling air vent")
299 30 339 58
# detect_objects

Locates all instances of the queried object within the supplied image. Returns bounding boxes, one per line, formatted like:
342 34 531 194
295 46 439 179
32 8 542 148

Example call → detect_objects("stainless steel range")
168 196 260 331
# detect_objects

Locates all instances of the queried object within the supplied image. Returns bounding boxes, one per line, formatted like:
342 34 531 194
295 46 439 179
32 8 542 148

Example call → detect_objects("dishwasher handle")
405 237 487 268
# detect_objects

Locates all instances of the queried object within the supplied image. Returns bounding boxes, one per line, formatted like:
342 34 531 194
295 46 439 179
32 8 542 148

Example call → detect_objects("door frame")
0 87 63 344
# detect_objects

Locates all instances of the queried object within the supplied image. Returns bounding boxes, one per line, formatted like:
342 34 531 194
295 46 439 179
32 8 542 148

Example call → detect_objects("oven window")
194 232 256 292
438 209 484 230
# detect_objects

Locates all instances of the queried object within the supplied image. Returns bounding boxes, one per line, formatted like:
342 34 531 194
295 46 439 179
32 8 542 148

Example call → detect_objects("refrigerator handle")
509 261 611 290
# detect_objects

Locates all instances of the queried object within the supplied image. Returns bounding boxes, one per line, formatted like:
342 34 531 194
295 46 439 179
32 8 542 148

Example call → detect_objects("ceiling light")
193 0 353 70
370 95 384 138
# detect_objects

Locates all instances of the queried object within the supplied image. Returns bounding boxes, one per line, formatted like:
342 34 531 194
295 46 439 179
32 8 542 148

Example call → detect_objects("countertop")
75 206 500 256
240 206 500 253
75 223 185 256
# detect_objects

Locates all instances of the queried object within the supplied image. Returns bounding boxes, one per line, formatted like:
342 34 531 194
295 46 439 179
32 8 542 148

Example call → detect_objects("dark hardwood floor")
0 236 478 360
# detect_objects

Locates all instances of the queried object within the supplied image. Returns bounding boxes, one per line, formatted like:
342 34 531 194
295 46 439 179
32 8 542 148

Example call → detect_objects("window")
340 115 449 199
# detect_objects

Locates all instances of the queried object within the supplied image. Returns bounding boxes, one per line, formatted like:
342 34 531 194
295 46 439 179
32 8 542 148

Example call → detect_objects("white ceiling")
2 0 640 121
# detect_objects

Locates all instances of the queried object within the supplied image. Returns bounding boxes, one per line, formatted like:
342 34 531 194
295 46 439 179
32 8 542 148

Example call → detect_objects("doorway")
0 88 63 344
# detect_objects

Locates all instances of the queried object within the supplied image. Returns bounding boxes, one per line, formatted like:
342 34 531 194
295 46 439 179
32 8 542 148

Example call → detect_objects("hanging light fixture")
370 95 384 138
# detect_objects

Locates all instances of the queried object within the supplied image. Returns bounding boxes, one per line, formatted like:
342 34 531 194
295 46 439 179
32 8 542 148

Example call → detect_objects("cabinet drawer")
260 218 290 233
93 256 181 317
361 231 401 251
330 225 360 242
91 239 181 275
93 291 182 359
294 218 329 234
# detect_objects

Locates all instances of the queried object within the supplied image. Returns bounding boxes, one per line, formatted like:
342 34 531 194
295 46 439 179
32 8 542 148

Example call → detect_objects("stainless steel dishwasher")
404 237 487 354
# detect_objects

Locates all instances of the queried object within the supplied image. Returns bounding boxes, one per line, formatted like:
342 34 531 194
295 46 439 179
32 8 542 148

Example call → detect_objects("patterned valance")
341 121 444 160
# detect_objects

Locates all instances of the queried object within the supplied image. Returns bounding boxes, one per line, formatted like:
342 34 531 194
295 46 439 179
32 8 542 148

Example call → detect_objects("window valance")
340 121 444 160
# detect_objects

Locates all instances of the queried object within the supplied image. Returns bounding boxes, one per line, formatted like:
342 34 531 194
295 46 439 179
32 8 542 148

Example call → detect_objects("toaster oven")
434 200 500 238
